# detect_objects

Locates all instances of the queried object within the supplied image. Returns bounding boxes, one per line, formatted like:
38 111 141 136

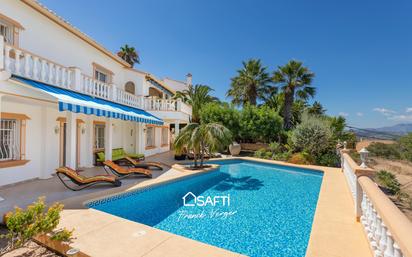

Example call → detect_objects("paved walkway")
0 151 180 216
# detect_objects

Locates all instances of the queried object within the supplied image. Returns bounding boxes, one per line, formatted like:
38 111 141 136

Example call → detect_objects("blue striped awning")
12 75 163 125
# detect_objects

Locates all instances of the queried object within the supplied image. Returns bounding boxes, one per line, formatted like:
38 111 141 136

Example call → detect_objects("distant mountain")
371 123 412 135
348 123 412 140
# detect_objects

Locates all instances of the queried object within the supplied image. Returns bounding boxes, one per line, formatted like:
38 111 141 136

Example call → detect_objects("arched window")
148 87 163 98
125 81 135 95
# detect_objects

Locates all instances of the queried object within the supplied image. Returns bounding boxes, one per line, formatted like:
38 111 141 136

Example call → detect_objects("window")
125 81 135 95
0 22 13 45
92 62 113 83
146 126 155 148
161 127 169 146
94 124 105 149
0 119 20 161
0 112 29 167
95 69 108 83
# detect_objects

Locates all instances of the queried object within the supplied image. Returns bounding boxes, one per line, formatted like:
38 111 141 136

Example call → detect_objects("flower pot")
229 142 241 156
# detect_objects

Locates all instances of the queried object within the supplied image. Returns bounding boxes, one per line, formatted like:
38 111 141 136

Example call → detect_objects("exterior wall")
1 0 125 86
143 125 170 156
163 78 188 92
0 82 168 187
0 1 189 186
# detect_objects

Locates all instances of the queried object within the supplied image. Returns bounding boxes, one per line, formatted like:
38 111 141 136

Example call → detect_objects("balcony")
0 38 192 121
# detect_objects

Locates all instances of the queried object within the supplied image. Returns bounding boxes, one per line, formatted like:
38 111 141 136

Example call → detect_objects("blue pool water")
88 160 323 257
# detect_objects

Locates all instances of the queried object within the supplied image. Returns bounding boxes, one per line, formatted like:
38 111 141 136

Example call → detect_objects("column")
0 94 3 201
104 118 113 161
66 111 77 169
135 123 144 154
175 122 180 135
39 106 52 179
85 116 94 167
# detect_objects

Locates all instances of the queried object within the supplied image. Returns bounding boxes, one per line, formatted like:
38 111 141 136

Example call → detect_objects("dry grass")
369 157 412 221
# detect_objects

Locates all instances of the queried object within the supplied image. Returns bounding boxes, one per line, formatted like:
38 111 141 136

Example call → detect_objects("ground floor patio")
0 153 372 257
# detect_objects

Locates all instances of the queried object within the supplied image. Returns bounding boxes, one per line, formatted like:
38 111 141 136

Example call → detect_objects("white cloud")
388 115 412 122
338 112 349 117
356 112 363 117
373 108 396 116
406 108 412 113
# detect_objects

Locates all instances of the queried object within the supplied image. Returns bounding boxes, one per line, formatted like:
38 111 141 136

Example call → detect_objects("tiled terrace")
0 153 373 257
0 151 182 216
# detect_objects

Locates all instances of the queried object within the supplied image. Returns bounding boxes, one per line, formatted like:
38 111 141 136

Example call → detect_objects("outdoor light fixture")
359 147 369 168
54 125 60 134
66 248 80 256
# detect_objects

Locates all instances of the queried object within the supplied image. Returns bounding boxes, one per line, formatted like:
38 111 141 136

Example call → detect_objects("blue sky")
39 0 412 128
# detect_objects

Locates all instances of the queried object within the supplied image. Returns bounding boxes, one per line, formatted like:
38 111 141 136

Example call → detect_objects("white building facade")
0 0 192 186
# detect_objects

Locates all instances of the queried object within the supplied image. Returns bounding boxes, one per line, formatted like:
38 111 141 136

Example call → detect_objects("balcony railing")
340 150 412 257
0 38 191 116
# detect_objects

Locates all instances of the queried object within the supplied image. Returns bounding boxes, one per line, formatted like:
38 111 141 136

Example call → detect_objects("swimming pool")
88 159 323 257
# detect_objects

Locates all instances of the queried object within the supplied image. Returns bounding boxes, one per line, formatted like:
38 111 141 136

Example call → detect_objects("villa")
1 1 412 257
0 0 191 187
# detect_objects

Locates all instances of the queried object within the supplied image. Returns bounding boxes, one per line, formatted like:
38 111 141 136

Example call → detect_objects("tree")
174 122 232 168
174 84 218 123
200 102 241 140
273 60 315 129
117 44 140 67
238 104 283 143
227 59 274 106
307 101 326 115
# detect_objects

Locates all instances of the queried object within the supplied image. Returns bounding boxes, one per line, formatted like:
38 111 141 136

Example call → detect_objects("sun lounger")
56 167 121 191
103 160 152 178
124 156 163 170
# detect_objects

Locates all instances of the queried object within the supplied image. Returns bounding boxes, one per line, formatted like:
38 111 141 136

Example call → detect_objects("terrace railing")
340 150 412 257
0 37 192 116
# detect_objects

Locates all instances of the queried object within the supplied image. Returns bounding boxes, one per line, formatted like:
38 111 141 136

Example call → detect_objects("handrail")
340 150 412 257
359 176 412 257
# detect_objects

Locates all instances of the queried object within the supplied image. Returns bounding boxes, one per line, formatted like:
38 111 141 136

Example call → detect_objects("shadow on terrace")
0 151 181 216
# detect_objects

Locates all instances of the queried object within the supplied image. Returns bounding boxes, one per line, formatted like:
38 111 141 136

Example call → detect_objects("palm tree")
174 122 232 168
307 101 326 115
227 59 274 106
117 44 140 67
174 84 218 123
273 60 315 129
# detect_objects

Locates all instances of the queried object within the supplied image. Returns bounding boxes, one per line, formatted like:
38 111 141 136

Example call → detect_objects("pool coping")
54 157 372 257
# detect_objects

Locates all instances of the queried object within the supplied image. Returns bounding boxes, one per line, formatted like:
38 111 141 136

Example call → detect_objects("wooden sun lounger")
56 167 121 191
103 160 152 178
124 156 163 170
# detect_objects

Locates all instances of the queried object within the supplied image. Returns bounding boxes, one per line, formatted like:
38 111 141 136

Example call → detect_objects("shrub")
316 152 340 167
254 148 267 158
398 133 412 162
290 114 333 157
0 197 73 254
200 103 240 140
375 170 401 195
272 151 292 161
238 104 283 143
288 152 313 165
367 142 401 160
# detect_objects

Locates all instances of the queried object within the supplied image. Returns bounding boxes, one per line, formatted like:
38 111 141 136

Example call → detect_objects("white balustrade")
81 75 110 99
360 191 405 257
342 154 357 201
341 152 412 257
3 43 71 89
1 42 192 116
